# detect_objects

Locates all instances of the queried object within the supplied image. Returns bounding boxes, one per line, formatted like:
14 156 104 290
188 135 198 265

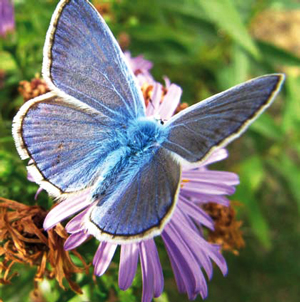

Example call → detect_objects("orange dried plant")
18 74 50 102
203 202 245 255
0 197 89 293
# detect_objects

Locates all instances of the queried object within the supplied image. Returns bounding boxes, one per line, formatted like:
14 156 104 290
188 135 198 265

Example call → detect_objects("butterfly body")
91 116 168 198
12 0 285 243
126 117 168 152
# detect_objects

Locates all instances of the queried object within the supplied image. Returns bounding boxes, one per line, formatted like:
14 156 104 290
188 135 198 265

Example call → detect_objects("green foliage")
1 0 300 301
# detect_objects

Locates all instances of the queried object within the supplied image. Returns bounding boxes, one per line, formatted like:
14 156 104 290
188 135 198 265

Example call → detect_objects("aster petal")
27 169 44 199
163 76 171 88
178 196 214 230
162 224 207 299
164 244 186 293
34 187 43 200
136 72 154 87
124 51 153 72
65 207 90 233
172 210 213 279
146 240 164 297
139 241 154 302
182 170 239 186
140 240 162 302
0 0 15 37
174 210 228 276
118 243 139 290
201 148 228 166
182 191 230 206
134 56 153 71
64 230 90 250
93 242 117 276
146 82 163 116
43 191 91 230
158 84 182 120
181 181 235 195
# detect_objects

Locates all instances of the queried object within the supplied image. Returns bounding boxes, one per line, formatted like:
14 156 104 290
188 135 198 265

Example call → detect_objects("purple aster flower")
0 0 15 38
124 51 154 86
42 53 239 301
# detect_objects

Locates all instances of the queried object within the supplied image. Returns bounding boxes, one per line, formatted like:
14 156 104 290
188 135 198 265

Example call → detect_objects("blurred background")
1 0 300 301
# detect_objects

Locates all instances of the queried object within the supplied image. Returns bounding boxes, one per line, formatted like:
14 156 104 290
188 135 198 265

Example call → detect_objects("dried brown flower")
94 2 113 20
0 197 89 293
175 102 189 114
203 202 245 255
18 74 50 102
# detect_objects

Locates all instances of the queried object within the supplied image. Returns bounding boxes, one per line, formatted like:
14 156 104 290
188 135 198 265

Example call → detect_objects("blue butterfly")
13 0 284 243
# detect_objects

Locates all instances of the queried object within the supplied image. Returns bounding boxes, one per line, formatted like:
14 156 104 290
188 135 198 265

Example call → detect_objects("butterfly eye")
160 120 164 125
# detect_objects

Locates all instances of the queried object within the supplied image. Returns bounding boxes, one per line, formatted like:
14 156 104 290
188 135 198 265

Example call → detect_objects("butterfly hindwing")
13 93 127 197
86 148 181 241
43 0 145 121
162 74 285 163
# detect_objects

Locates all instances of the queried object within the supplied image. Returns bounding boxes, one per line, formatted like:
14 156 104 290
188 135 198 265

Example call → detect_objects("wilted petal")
94 242 117 276
119 243 139 290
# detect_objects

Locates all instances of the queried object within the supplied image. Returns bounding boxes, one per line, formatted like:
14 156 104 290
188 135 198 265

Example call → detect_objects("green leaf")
198 0 260 58
257 40 300 67
239 156 265 192
0 51 17 71
217 44 250 89
250 113 283 141
270 154 300 214
282 75 300 133
234 156 271 249
159 0 209 21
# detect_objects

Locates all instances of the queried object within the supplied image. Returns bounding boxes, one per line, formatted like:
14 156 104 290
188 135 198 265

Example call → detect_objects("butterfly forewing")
162 74 284 163
43 0 145 122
